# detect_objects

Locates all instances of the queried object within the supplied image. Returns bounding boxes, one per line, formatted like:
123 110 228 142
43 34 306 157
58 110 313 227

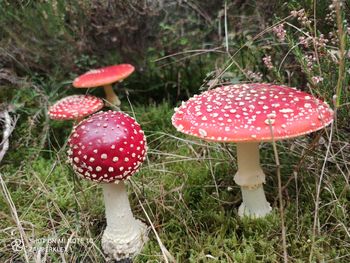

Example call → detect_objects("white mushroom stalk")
103 84 121 108
234 142 271 218
102 182 148 261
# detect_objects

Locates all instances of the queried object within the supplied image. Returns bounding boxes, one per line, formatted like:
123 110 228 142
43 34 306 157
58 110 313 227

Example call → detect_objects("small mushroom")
172 83 333 218
67 110 148 261
48 94 104 123
73 64 135 109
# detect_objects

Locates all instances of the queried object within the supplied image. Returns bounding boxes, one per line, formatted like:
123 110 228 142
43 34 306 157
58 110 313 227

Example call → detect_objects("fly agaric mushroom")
48 94 104 123
67 110 148 261
73 64 135 108
172 83 333 218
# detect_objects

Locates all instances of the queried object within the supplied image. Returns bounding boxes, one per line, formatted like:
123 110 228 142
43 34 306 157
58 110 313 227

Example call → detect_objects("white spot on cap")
267 113 276 119
199 128 207 137
279 108 293 113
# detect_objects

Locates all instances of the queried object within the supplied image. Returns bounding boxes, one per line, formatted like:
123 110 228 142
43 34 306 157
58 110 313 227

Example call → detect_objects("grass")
1 1 349 262
0 88 349 262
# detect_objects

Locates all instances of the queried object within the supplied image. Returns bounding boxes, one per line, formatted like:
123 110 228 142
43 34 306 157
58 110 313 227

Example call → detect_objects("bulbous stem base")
238 185 272 218
102 219 148 261
101 183 148 261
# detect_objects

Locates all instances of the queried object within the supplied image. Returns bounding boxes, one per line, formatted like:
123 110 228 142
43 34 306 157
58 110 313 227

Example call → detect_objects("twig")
309 121 334 262
224 1 229 53
268 119 288 263
0 110 18 163
334 0 346 107
206 147 219 196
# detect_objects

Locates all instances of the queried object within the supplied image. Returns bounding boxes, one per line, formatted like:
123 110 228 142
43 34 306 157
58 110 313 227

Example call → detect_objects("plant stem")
335 1 346 107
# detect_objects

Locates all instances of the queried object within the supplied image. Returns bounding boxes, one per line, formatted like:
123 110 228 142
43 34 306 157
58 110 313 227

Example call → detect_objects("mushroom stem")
234 142 271 218
103 84 121 108
102 182 148 261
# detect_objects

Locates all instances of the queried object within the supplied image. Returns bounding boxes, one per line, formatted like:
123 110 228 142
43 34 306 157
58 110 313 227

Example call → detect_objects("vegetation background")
0 0 349 262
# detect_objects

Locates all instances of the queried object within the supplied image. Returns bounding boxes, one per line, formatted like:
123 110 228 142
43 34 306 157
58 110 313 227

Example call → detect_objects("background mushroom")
172 83 334 218
67 110 148 261
73 64 135 109
48 94 104 123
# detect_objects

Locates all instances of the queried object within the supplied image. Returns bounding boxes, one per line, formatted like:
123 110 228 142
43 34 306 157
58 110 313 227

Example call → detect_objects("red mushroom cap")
72 64 135 88
172 83 334 142
48 95 104 120
67 111 147 182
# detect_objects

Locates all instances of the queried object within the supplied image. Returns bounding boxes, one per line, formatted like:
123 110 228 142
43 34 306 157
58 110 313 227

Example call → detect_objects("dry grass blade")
309 121 334 262
0 109 18 163
268 119 288 263
138 199 176 263
224 1 229 53
0 174 30 262
130 179 176 263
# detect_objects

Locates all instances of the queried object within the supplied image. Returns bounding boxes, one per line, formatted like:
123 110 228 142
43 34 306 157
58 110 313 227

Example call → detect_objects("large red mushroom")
172 83 333 218
67 110 148 260
73 64 135 109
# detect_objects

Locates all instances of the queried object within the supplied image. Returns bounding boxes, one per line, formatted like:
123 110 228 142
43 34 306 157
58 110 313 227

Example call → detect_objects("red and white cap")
73 64 135 88
172 83 334 142
48 95 104 120
67 111 147 182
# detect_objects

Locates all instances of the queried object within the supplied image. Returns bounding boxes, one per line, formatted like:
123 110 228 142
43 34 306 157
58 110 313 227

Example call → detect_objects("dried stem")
309 121 334 262
268 120 288 263
335 0 346 107
130 179 176 263
0 110 17 163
